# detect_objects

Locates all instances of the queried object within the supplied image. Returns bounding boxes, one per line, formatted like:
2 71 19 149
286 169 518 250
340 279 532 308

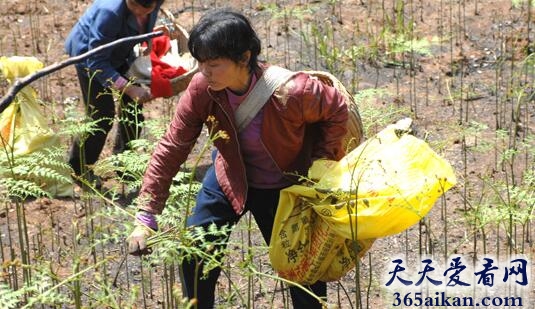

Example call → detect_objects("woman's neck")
228 69 252 95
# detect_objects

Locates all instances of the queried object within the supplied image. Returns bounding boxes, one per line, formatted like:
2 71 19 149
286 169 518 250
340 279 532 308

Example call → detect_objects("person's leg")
288 281 327 309
68 67 115 176
113 93 144 155
244 187 278 242
247 187 327 309
180 166 241 309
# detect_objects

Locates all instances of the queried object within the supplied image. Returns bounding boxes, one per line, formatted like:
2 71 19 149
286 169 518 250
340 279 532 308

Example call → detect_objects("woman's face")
126 0 157 17
199 57 250 93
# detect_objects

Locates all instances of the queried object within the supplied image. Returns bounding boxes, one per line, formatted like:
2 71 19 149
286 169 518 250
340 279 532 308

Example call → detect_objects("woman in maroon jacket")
128 9 348 308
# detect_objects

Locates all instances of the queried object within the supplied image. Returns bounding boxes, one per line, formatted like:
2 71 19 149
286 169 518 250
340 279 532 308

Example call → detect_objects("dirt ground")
1 0 535 308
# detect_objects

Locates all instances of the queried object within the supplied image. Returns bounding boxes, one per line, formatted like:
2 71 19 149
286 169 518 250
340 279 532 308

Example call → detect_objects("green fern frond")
0 147 72 198
15 147 71 171
0 177 51 199
23 269 71 307
0 284 24 309
59 114 107 138
12 164 71 184
95 148 151 185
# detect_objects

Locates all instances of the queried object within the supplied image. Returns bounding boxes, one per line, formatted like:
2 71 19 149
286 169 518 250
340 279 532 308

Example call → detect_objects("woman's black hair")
188 9 261 71
134 0 162 8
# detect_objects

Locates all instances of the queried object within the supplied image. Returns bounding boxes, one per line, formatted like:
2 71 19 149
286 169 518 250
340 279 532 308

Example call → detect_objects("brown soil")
1 0 534 308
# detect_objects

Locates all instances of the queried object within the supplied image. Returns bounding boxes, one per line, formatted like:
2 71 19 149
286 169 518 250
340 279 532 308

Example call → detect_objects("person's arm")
114 76 153 103
82 6 152 103
128 80 205 255
137 82 206 215
300 74 349 161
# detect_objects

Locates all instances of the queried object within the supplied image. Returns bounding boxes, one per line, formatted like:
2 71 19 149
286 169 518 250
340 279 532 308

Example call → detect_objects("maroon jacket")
138 65 348 215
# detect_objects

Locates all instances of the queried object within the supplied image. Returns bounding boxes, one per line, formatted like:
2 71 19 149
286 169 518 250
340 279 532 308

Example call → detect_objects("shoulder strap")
234 66 295 132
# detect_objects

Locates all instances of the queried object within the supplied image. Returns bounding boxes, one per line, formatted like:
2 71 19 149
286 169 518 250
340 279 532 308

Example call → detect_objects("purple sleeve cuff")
114 76 129 90
135 211 158 231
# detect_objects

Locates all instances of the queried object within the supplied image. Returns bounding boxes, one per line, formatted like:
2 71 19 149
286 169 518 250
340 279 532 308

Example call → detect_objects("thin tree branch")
0 31 163 114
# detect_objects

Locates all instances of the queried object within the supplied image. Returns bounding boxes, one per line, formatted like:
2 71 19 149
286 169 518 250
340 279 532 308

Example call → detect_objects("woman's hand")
124 84 153 103
153 24 171 39
127 210 158 256
127 224 153 256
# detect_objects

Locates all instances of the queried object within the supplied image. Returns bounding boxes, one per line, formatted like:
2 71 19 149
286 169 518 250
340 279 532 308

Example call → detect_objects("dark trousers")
68 67 144 175
180 166 327 308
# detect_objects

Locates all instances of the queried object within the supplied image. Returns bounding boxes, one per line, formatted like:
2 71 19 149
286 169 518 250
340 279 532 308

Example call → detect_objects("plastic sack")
0 56 73 197
269 120 456 284
271 185 376 284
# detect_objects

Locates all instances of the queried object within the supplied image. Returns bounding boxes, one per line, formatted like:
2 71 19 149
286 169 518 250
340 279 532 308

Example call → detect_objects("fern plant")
0 284 24 309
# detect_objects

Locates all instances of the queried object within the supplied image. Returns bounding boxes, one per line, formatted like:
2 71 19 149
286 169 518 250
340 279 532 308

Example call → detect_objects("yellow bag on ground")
269 119 456 284
0 56 73 197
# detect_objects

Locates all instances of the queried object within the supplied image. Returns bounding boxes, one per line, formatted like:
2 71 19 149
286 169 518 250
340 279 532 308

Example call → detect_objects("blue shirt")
65 0 163 87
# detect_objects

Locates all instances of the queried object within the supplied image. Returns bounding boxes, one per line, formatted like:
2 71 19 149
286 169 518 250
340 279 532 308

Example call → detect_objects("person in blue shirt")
64 0 166 187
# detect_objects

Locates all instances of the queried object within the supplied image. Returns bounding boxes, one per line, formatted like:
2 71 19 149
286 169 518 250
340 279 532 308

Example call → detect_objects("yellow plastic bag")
0 56 73 197
269 120 456 284
0 56 43 82
272 185 375 284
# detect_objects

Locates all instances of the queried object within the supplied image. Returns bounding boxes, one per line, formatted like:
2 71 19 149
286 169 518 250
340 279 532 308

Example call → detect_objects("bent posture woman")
128 8 349 308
